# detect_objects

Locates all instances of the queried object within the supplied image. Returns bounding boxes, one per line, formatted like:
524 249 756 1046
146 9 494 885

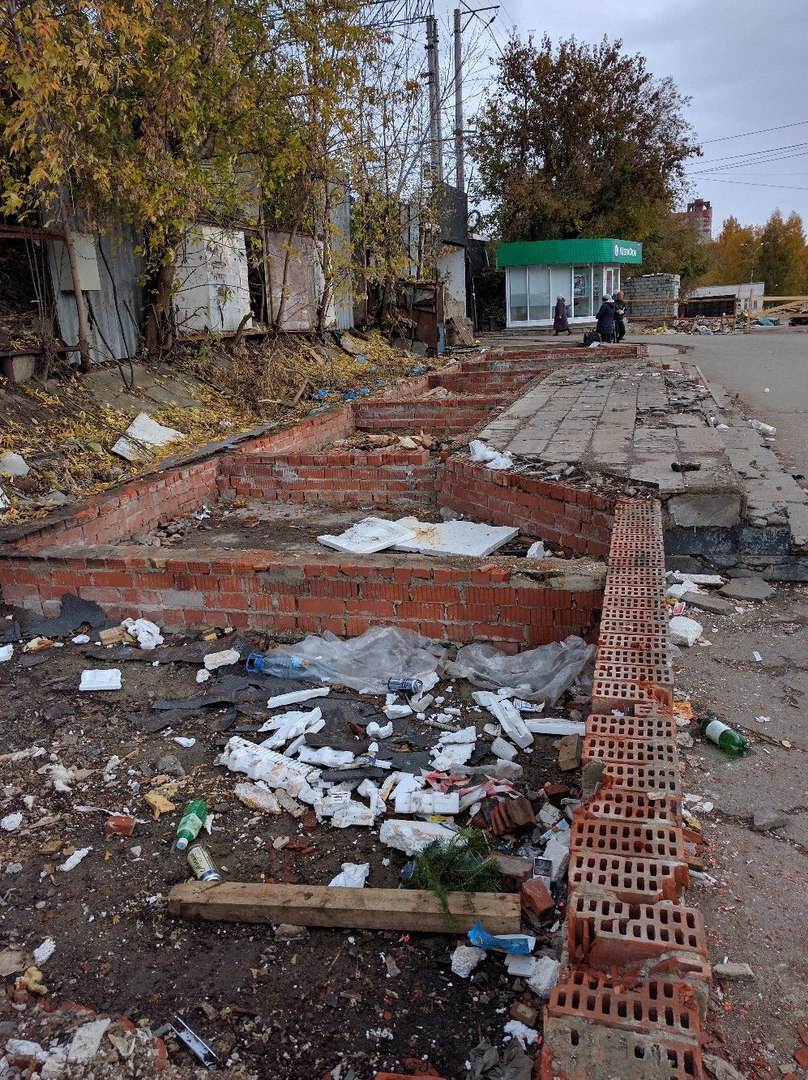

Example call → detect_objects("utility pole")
453 8 464 191
425 13 444 183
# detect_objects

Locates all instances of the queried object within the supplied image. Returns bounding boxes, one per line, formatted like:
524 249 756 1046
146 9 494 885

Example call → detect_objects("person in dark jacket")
553 295 571 335
595 294 616 342
614 291 627 342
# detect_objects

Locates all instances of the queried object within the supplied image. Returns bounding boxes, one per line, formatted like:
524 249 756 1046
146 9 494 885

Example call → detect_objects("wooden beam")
0 226 65 242
168 881 521 934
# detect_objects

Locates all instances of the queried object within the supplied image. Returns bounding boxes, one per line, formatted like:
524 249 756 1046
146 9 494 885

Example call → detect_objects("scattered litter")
266 687 330 709
379 818 458 855
504 953 538 977
451 944 487 977
0 643 12 663
503 1019 539 1048
79 668 122 691
328 863 370 888
752 651 762 662
447 636 595 703
204 648 240 671
173 736 196 748
58 847 91 872
144 785 178 819
469 439 514 471
195 669 211 684
1 812 23 832
121 617 163 650
111 412 184 462
468 922 534 955
0 450 29 476
473 693 532 749
669 616 703 647
524 717 585 736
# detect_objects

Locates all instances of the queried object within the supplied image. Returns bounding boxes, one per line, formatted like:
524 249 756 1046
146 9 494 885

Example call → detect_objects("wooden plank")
168 881 521 934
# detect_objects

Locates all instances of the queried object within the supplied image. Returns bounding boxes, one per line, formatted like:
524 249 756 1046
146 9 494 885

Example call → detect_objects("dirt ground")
0 610 586 1079
673 582 808 1078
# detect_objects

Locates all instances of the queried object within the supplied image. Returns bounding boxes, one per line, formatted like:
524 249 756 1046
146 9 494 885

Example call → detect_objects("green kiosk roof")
497 238 642 267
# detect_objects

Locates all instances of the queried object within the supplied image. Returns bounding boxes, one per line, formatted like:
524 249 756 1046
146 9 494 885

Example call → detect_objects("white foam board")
318 517 417 554
394 517 518 557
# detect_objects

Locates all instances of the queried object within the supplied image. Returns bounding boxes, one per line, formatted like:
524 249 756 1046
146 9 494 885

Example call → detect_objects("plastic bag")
468 439 514 471
467 921 534 955
444 635 596 704
251 627 445 694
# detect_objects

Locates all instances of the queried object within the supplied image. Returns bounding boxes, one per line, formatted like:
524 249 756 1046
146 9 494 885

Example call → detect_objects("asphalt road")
635 328 808 474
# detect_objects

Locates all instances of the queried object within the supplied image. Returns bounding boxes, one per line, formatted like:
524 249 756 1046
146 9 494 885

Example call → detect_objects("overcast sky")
439 0 808 233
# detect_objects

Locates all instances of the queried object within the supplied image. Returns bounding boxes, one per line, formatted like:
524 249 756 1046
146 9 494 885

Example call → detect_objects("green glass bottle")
701 717 750 757
176 799 208 850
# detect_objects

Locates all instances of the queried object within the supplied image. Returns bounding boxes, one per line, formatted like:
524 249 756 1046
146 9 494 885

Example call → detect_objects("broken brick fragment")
490 795 536 835
521 878 556 919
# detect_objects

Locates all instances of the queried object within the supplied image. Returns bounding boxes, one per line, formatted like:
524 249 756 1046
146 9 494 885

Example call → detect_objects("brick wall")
219 449 439 510
539 498 710 1079
0 548 603 649
440 457 615 558
353 395 511 435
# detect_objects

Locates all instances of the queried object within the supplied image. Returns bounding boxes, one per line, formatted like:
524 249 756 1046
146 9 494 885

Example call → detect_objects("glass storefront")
506 262 621 326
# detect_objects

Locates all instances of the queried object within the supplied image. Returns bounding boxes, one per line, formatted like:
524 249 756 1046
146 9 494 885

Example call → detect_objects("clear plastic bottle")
176 799 208 850
245 652 310 677
701 717 750 756
749 419 776 435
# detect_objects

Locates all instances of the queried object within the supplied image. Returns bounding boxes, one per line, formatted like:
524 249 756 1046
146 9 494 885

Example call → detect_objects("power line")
688 149 808 176
701 118 808 145
694 177 808 192
686 139 808 169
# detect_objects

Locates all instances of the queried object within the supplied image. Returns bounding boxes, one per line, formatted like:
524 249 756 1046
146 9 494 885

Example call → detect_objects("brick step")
598 614 669 636
568 894 708 975
600 761 682 799
591 677 674 713
581 789 681 825
570 815 686 863
540 1015 702 1079
549 969 701 1044
596 644 670 666
586 713 676 741
582 735 679 768
594 658 673 684
568 851 688 904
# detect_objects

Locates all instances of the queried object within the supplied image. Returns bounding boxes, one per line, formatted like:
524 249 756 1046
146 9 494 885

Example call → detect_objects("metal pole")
426 14 444 182
453 8 464 191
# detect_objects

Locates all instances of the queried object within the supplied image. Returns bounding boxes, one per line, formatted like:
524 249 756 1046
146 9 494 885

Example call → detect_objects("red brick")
540 1015 702 1080
568 851 688 904
521 878 556 918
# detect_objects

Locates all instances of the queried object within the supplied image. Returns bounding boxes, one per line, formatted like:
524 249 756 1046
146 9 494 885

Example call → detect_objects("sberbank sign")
613 242 639 259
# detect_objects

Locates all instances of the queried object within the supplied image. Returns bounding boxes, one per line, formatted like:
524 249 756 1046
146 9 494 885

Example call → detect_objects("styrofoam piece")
0 451 29 477
669 615 703 647
431 725 477 770
543 832 570 883
526 541 551 559
538 803 561 827
451 945 487 977
504 953 538 977
671 572 724 586
314 787 353 819
666 581 698 599
524 718 585 736
503 1019 539 1047
204 648 240 671
437 724 477 744
258 707 324 748
473 692 533 749
32 939 56 966
393 773 426 814
384 703 413 720
318 516 417 554
379 818 460 855
468 439 514 471
297 745 354 767
234 781 281 813
328 862 370 887
408 790 460 815
1 811 23 831
526 956 561 998
0 644 13 662
58 847 91 871
79 669 122 691
121 617 163 650
220 736 321 797
366 721 393 739
111 412 183 461
331 800 376 828
195 669 210 684
357 778 386 816
266 687 330 709
393 516 518 558
173 736 196 748
490 736 518 761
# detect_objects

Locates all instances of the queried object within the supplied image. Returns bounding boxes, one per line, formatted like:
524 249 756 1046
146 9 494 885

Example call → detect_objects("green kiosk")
497 238 642 328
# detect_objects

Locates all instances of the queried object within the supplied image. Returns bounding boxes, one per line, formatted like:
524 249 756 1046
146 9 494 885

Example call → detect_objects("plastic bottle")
245 652 311 677
175 799 208 850
749 419 776 435
701 717 750 756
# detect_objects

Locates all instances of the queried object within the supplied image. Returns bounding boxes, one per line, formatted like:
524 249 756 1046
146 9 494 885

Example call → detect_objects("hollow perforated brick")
582 789 681 825
604 568 665 586
607 555 666 574
600 761 682 799
570 814 685 863
599 614 669 637
568 851 688 904
567 894 708 974
592 678 674 713
540 1015 702 1080
549 970 701 1043
597 644 671 667
601 595 668 614
634 700 676 717
594 659 674 688
603 583 666 601
582 735 678 768
586 713 676 742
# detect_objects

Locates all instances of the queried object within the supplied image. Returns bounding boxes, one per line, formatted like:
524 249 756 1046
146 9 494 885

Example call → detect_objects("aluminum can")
387 677 423 695
187 843 221 882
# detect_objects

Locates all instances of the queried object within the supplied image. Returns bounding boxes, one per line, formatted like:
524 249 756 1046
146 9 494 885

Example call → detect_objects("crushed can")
186 843 221 882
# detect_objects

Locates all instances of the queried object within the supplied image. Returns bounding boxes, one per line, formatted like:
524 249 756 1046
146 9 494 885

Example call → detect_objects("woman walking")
553 295 571 335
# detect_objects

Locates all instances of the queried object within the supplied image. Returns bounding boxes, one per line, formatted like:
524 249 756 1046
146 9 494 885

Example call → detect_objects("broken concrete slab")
317 517 417 554
394 517 518 557
752 808 790 833
713 961 754 980
681 591 735 616
111 412 184 462
719 577 774 601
